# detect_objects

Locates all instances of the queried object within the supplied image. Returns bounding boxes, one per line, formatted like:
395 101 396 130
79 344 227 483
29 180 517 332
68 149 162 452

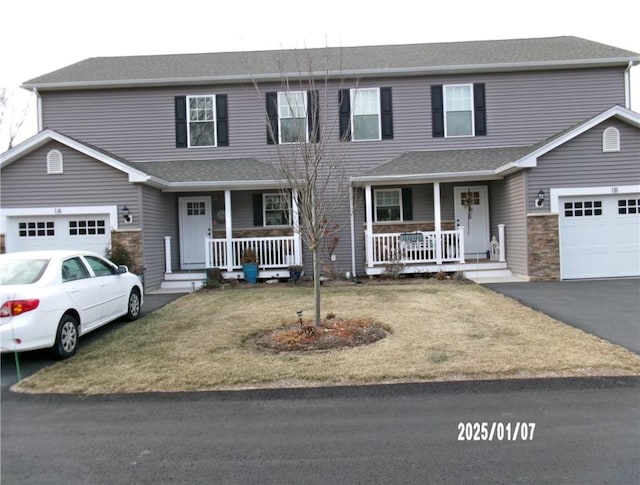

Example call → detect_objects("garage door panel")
6 214 111 255
560 195 640 279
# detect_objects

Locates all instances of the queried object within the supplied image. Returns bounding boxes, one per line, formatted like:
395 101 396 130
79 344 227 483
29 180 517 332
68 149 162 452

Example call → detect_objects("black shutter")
431 85 444 138
175 96 187 147
266 92 278 144
380 87 393 139
473 83 486 136
307 90 320 142
402 188 413 221
216 94 229 146
338 89 351 141
253 194 263 226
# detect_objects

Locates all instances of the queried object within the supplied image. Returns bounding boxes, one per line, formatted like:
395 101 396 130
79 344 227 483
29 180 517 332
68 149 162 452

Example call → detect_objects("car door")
61 257 103 330
82 255 128 322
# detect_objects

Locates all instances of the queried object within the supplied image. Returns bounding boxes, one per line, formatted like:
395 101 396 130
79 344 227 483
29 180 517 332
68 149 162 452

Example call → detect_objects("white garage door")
6 214 111 255
559 194 640 279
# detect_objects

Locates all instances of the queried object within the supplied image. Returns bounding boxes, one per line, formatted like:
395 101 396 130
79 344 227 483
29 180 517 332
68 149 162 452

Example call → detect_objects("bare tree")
255 48 352 326
0 87 33 151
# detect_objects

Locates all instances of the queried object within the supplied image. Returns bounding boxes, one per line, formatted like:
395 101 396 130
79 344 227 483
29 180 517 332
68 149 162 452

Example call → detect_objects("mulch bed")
252 316 389 352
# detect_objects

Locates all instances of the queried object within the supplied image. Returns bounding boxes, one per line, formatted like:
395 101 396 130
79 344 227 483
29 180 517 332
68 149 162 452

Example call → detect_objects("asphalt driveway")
485 279 640 354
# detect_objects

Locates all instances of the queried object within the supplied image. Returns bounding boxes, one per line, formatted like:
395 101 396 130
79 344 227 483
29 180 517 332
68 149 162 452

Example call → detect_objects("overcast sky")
2 0 639 146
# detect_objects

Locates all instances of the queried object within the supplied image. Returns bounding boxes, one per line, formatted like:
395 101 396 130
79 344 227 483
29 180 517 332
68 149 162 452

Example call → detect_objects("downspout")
34 88 43 131
624 61 637 110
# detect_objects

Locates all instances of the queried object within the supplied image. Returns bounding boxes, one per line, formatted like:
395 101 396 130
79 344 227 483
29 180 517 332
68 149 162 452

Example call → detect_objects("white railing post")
225 190 233 271
365 185 374 268
458 227 466 263
164 236 172 274
205 237 211 268
498 224 506 262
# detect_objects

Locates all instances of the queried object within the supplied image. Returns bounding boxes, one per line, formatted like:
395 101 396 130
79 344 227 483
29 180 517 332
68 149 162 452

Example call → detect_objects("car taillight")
0 299 40 317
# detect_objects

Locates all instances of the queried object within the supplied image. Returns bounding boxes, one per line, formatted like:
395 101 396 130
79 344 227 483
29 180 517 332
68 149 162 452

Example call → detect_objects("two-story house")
1 36 639 290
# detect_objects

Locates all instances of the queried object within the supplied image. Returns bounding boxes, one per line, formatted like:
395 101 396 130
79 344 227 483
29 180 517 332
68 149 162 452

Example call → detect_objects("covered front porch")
350 146 534 279
360 182 507 277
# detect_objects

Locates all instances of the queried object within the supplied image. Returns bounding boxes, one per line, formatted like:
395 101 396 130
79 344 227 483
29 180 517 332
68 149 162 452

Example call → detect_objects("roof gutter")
159 179 288 192
350 170 501 186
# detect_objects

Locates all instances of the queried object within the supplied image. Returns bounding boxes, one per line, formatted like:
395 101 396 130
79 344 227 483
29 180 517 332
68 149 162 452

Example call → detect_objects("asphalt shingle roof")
359 146 537 179
24 36 639 88
127 159 283 183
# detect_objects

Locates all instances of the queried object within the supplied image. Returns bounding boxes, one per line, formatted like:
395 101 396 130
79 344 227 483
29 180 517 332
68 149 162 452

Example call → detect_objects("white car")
0 250 143 359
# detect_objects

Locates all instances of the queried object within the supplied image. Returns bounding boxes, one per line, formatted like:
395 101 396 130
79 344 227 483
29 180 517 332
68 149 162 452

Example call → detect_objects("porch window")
263 193 291 226
352 88 381 141
374 189 402 221
444 84 474 137
187 95 216 147
278 91 308 143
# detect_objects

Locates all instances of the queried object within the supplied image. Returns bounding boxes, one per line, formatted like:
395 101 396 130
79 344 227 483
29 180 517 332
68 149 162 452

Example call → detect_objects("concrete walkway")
484 279 640 354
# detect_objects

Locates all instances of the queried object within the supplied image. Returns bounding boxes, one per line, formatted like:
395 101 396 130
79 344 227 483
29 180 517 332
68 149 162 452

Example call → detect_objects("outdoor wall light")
535 190 545 208
122 205 133 223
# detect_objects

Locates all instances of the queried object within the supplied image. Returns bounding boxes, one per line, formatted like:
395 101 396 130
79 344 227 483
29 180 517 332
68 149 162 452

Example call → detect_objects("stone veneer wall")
527 214 560 280
110 229 144 275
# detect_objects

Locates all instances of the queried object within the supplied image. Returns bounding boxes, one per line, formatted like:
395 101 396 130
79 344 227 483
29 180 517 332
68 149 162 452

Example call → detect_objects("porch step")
464 268 529 284
160 272 206 291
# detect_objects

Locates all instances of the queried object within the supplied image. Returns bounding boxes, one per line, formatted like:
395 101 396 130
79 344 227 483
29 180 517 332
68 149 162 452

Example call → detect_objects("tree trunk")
313 247 321 326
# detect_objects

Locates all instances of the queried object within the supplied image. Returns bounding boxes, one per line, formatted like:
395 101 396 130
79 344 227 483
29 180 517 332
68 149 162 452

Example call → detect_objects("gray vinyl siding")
0 141 140 227
527 119 640 213
40 67 626 165
489 172 528 276
141 186 178 289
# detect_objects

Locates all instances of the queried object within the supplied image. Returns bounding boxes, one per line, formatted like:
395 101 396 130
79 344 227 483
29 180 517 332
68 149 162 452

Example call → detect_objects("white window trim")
443 83 475 138
277 91 308 144
263 193 292 227
374 188 403 222
549 185 640 214
350 87 381 142
186 94 217 148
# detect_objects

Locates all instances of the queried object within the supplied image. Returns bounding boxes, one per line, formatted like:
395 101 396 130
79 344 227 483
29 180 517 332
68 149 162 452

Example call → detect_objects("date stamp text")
457 422 536 441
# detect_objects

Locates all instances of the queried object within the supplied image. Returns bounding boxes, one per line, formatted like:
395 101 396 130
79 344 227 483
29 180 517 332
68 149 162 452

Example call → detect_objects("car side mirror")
117 265 129 274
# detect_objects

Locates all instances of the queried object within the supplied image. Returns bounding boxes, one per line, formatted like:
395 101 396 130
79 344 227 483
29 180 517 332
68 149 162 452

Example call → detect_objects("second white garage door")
6 214 112 255
559 194 640 279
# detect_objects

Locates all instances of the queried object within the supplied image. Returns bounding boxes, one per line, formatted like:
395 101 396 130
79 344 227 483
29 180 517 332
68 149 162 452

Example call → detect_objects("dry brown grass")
14 282 640 394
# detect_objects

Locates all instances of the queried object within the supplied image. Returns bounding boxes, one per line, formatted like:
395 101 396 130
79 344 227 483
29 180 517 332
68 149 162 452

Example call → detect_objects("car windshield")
0 259 50 285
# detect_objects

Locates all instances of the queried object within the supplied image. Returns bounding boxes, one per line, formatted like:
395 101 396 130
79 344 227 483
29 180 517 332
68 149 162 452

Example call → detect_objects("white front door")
454 186 490 258
179 196 212 270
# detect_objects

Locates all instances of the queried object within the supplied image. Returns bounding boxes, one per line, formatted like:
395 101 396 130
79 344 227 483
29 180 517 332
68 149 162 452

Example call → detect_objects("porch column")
164 236 172 274
292 188 302 265
365 185 373 268
433 182 442 264
498 224 506 262
224 190 233 271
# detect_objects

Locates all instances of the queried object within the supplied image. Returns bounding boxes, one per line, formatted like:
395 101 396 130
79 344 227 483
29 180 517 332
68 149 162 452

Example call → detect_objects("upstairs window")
266 91 319 145
339 87 393 141
188 95 216 147
278 91 308 143
444 84 473 137
174 94 228 148
431 83 486 138
352 88 381 141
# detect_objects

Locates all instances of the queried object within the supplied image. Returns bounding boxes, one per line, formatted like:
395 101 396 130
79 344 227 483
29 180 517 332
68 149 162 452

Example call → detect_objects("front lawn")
14 282 640 394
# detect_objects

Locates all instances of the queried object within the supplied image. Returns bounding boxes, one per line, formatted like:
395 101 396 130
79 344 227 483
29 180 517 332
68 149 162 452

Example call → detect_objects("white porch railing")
369 228 466 266
205 236 298 270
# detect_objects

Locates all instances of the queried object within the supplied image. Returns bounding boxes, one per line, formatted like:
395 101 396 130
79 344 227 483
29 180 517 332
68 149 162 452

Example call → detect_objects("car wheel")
125 288 141 321
53 314 79 359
